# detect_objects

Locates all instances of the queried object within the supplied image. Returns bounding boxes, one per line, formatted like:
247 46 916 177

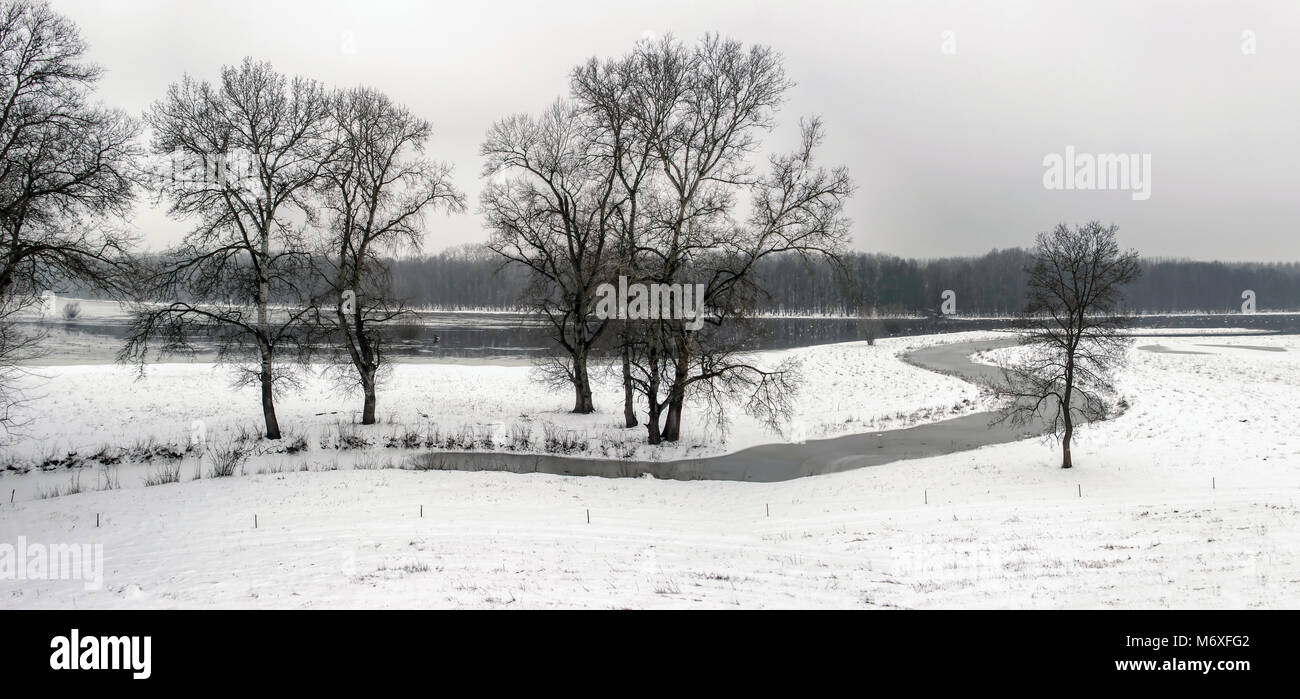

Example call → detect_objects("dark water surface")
34 311 1300 361
405 338 1042 481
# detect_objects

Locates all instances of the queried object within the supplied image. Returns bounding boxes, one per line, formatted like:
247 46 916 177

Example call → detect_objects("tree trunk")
662 382 685 442
646 400 662 445
1061 355 1074 468
621 343 637 428
257 226 280 439
571 348 594 413
346 291 379 426
1061 427 1073 469
1061 398 1074 469
661 355 689 442
260 349 281 440
645 347 662 444
360 367 377 425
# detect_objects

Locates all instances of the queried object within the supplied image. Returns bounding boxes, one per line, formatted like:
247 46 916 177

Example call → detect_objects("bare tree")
485 34 852 442
312 85 465 424
0 0 142 435
122 58 336 440
0 0 141 302
480 100 619 414
994 221 1141 468
625 35 853 443
570 49 659 428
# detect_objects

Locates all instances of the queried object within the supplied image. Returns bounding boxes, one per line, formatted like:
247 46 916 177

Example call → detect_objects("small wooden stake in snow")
420 505 423 518
254 514 258 529
9 488 13 503
766 503 770 517
1213 477 1216 490
924 489 928 505
586 509 590 524
96 513 99 528
1078 484 1082 498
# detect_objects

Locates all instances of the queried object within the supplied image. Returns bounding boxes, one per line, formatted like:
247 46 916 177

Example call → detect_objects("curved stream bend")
411 337 1039 482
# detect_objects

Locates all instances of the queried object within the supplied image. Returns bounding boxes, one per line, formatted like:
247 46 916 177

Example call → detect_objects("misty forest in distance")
388 247 1300 315
58 245 1300 316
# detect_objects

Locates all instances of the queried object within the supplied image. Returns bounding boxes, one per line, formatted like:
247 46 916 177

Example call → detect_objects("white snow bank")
1 332 1000 469
0 332 1296 608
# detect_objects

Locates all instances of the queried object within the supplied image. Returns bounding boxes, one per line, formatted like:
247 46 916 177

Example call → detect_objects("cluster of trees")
121 61 465 437
388 244 527 310
480 34 854 443
0 0 465 439
0 2 1266 470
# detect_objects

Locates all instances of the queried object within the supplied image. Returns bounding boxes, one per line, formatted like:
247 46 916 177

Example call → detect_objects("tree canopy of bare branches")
480 100 620 414
0 0 142 438
312 85 465 424
994 221 1141 468
0 0 142 303
484 33 854 443
123 58 337 440
621 35 853 444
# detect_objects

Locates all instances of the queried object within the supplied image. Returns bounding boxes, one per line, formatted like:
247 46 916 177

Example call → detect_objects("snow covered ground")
1 332 1298 608
0 332 994 475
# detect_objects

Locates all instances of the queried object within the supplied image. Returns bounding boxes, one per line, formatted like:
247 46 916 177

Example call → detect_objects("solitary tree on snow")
994 221 1141 469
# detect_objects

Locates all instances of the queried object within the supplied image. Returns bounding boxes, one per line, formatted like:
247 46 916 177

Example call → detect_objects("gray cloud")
53 0 1300 260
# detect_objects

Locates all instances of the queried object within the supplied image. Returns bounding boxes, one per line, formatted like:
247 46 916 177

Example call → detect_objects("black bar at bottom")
0 610 1289 689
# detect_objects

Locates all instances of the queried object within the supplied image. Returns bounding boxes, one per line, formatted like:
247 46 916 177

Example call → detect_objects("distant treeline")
384 245 1300 315
61 244 1300 315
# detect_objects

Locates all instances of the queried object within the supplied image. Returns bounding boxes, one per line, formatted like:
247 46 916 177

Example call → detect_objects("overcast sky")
50 0 1300 261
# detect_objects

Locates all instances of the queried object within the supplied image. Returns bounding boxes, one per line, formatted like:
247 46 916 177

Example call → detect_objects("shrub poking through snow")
599 432 637 459
384 426 422 450
422 423 442 449
541 422 586 454
129 439 185 462
89 444 123 466
38 448 79 470
284 434 310 454
144 461 183 486
506 422 532 451
444 425 477 450
206 439 251 478
322 422 372 450
36 473 84 499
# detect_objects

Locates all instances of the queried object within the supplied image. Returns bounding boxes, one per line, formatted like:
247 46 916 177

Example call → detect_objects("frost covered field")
1 332 990 471
1 332 1298 609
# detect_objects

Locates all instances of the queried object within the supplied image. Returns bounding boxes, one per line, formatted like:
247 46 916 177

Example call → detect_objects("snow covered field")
1 332 1298 608
0 332 992 475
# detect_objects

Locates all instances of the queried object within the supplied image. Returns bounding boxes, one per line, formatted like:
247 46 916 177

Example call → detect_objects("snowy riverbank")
1 332 1297 608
